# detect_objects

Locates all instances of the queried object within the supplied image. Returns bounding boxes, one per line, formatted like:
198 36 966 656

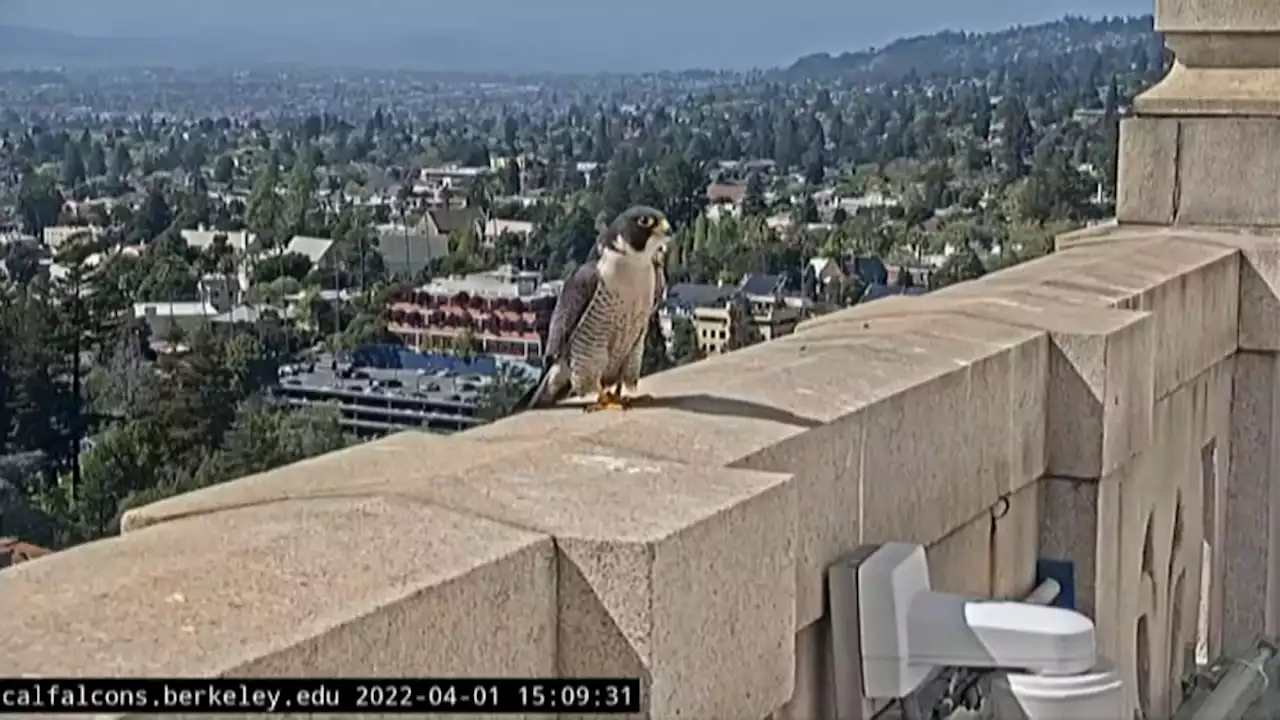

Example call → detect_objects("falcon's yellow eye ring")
636 216 655 228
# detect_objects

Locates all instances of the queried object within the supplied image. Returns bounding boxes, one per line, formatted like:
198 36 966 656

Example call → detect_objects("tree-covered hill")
786 15 1161 82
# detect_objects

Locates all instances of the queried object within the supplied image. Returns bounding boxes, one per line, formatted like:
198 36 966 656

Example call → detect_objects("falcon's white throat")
645 234 672 261
598 241 659 280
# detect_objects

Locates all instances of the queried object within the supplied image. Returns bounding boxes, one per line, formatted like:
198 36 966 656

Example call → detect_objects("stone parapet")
4 221 1274 719
3 492 559 680
118 433 799 720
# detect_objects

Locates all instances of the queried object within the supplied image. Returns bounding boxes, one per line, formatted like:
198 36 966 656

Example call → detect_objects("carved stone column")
1117 0 1280 661
1225 352 1280 653
1140 0 1280 118
1119 0 1280 226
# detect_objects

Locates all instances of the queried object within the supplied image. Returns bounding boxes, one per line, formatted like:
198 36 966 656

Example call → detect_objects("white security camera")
829 543 1125 720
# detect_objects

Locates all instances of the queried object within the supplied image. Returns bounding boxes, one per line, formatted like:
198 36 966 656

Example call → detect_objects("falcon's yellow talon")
583 390 627 413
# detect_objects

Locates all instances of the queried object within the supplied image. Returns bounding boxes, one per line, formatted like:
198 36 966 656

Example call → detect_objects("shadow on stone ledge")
637 393 824 429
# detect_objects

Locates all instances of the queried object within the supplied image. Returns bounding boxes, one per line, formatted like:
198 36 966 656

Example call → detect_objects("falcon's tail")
513 362 572 413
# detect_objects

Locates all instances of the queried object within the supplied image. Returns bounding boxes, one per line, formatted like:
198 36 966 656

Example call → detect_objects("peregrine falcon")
516 205 672 413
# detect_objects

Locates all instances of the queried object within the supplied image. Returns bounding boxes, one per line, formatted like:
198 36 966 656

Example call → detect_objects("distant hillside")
0 24 592 73
786 15 1159 82
0 26 189 68
0 16 1163 76
0 25 107 63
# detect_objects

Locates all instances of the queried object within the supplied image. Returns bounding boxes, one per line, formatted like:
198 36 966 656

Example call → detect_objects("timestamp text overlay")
0 677 642 714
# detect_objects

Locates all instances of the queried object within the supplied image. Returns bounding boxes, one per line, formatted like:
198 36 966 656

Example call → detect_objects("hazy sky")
3 0 1154 70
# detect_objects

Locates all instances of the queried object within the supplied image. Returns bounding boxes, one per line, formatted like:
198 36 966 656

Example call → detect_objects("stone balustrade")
6 1 1280 718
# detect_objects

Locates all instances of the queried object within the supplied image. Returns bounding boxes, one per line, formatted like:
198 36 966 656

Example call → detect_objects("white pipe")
1023 578 1062 607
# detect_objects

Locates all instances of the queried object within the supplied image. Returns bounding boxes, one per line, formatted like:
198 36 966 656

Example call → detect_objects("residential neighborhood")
0 15 1155 554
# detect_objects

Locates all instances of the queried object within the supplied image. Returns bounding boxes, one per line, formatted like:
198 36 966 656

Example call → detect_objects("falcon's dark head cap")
608 205 672 257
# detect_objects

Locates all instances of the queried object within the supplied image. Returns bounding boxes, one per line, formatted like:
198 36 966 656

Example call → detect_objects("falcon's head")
603 206 672 261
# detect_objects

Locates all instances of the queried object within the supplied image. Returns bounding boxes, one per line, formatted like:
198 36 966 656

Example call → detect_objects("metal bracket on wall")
829 545 935 720
828 544 891 720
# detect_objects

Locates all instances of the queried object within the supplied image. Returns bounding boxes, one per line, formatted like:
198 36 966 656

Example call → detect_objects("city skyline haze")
2 0 1153 71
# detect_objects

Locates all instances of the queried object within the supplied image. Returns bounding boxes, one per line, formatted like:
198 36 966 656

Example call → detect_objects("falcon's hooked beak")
649 218 673 260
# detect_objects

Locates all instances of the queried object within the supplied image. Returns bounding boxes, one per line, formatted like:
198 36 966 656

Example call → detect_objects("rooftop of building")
285 235 335 264
420 165 492 177
419 265 560 300
179 228 255 250
278 363 483 409
666 273 794 311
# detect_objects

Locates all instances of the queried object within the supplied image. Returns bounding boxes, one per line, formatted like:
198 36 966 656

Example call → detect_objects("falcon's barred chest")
567 249 657 393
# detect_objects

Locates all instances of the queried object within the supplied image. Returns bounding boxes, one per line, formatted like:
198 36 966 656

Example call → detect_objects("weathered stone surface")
4 497 556 680
123 428 800 720
1040 475 1104 617
926 511 993 597
1156 0 1280 31
361 442 797 720
120 432 544 532
1177 118 1280 224
993 480 1042 598
1117 116 1179 225
1225 351 1280 652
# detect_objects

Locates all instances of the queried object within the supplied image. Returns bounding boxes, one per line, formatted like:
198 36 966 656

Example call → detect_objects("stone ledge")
969 229 1239 399
475 310 1052 628
3 496 556 678
1061 224 1280 352
120 432 548 533
801 295 1152 480
124 432 798 720
1144 0 1280 115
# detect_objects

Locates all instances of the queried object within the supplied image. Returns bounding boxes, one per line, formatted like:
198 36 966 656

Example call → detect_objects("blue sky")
3 0 1154 70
